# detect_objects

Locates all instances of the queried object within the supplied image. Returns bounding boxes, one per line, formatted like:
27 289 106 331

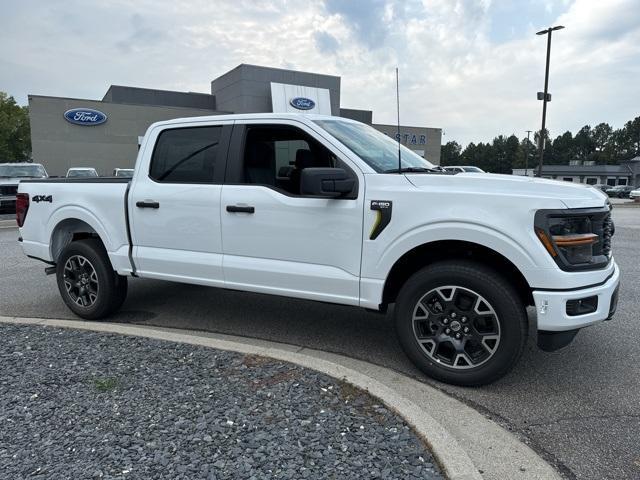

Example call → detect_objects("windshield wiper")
383 167 442 174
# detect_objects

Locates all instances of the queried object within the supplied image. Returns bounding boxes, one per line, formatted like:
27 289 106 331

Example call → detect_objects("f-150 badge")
370 200 392 240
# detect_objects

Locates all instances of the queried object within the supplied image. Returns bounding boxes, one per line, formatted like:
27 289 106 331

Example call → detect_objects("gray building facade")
29 64 442 176
512 157 640 187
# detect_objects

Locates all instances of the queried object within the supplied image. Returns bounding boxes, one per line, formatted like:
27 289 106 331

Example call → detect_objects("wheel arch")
50 218 107 263
381 240 534 308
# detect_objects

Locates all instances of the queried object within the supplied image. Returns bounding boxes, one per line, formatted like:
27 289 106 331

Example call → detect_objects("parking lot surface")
1 208 638 479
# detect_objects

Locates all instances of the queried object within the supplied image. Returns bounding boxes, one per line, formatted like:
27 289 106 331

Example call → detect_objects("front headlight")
535 207 612 271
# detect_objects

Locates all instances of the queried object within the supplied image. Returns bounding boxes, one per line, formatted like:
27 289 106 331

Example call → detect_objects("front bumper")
533 261 620 332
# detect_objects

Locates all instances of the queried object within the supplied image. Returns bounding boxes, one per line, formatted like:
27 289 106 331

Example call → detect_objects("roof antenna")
396 67 402 174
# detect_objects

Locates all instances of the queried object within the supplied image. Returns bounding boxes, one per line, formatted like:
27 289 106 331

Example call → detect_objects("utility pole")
536 25 564 177
525 130 532 176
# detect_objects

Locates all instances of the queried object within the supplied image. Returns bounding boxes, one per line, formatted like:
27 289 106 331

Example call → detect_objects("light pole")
536 25 564 177
525 130 532 176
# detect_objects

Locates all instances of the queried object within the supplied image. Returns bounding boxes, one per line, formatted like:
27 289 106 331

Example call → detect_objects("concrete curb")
0 316 560 480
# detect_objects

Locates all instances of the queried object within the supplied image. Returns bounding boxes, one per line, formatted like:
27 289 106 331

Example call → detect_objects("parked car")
604 185 625 197
113 168 134 178
443 165 485 174
607 185 636 198
66 167 99 178
630 188 640 200
16 113 619 386
0 162 48 212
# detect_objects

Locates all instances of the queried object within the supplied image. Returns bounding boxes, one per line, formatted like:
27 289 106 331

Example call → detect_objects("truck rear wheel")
56 239 128 320
394 260 527 386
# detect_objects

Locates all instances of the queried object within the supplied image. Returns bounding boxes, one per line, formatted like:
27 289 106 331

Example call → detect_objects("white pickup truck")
16 113 619 385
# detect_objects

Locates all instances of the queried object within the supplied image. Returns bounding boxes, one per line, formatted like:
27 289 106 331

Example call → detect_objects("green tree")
551 131 574 165
574 125 596 160
440 140 462 166
619 116 640 158
0 92 31 161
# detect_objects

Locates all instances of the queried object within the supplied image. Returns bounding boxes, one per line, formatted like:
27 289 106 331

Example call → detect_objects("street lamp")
536 25 564 177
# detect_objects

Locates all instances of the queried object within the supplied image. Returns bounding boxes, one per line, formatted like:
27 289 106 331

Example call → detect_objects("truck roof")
148 113 358 130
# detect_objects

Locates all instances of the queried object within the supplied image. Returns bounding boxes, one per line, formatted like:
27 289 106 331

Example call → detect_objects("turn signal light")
536 228 557 257
552 233 598 247
16 193 29 227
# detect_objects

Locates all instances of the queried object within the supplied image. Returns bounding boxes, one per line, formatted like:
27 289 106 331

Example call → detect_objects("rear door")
220 119 365 305
129 120 232 285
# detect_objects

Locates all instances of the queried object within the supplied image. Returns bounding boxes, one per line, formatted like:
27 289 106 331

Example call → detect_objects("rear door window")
150 126 223 183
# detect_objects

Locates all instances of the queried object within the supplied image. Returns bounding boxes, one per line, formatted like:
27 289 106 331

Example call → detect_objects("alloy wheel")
63 255 99 307
412 286 501 369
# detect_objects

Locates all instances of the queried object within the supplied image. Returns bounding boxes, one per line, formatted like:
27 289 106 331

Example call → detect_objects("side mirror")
300 168 355 198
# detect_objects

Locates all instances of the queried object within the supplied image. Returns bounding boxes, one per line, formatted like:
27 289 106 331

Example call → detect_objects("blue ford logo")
63 108 108 126
289 97 315 110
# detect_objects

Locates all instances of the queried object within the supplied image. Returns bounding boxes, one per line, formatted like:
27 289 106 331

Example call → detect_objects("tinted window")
150 126 222 183
242 126 339 195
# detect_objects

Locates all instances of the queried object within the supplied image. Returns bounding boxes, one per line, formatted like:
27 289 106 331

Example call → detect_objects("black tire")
56 238 128 320
394 260 527 386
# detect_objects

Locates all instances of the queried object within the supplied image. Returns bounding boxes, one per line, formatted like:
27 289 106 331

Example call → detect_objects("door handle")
226 205 255 214
136 200 160 209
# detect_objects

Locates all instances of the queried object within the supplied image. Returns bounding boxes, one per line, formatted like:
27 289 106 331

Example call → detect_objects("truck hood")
405 173 608 209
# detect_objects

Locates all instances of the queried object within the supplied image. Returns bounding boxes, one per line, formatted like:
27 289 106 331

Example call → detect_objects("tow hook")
45 265 56 275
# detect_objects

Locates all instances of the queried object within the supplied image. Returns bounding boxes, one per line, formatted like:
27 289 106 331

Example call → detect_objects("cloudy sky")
1 0 638 145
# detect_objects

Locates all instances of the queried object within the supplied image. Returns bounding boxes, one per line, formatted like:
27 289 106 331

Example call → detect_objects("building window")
606 178 617 186
562 177 574 182
618 178 628 186
585 177 598 185
150 126 222 183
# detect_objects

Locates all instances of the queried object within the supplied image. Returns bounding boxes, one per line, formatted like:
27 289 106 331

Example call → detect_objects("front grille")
601 213 614 257
0 185 18 196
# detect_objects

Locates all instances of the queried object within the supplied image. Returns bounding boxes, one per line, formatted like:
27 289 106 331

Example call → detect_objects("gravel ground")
0 324 444 480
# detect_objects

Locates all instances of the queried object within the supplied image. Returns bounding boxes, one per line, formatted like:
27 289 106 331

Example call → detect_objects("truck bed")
21 177 131 184
18 178 133 274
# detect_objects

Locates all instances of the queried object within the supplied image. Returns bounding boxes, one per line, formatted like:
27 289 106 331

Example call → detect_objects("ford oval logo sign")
63 108 108 126
289 97 315 110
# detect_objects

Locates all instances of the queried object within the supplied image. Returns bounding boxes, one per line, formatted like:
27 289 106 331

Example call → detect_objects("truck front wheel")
56 239 128 320
394 260 527 386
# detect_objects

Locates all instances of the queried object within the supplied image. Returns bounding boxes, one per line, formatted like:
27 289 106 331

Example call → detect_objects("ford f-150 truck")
16 113 620 385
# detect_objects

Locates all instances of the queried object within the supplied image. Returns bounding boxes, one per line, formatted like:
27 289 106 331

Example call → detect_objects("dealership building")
28 64 442 176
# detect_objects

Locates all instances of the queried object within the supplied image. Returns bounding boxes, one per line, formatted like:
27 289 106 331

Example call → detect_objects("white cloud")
0 0 638 146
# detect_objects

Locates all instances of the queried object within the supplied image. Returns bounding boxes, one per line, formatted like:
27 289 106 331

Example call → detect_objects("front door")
220 121 364 305
129 122 232 286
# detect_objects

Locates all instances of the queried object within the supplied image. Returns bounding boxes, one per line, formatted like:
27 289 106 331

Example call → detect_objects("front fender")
364 220 542 284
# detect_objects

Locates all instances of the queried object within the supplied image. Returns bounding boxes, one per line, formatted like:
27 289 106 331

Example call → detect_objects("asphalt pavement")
1 208 639 480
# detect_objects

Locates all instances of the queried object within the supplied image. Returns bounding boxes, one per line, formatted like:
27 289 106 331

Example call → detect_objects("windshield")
68 169 98 177
463 166 483 173
314 120 435 173
115 169 134 177
0 164 47 178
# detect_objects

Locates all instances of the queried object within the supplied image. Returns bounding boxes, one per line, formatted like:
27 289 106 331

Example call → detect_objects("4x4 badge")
370 200 392 240
33 195 52 203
